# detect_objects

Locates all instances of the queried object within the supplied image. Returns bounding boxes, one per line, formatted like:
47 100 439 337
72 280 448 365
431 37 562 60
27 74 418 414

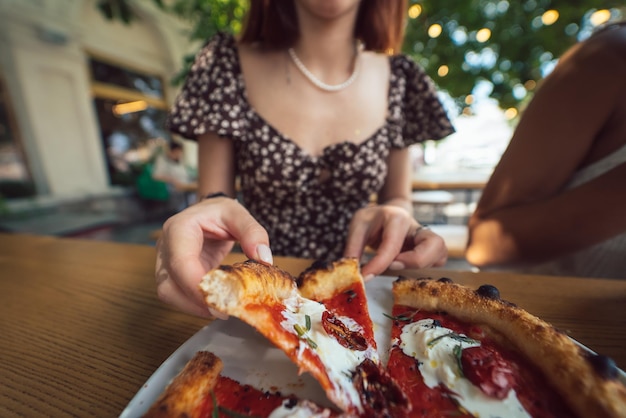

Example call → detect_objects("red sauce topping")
386 306 575 418
318 283 375 345
321 310 368 351
461 345 514 399
196 376 286 417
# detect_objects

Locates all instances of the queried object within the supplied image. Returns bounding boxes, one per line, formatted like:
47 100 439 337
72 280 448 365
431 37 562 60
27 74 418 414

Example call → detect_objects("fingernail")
257 244 273 265
363 274 375 282
389 261 405 270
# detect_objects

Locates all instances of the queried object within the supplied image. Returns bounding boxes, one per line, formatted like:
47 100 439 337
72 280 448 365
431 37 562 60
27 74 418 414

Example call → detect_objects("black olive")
587 354 618 380
437 277 453 283
476 284 500 299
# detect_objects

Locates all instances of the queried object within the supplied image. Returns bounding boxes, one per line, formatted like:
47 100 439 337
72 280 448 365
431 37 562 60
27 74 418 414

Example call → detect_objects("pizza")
143 350 342 417
197 258 409 417
386 277 626 418
143 258 626 418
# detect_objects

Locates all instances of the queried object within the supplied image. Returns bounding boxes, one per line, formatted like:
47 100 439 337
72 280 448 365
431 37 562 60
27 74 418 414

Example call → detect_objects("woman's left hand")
344 205 448 279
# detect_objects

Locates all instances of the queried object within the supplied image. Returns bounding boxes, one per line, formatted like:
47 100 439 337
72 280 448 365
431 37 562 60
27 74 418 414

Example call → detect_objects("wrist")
203 192 229 200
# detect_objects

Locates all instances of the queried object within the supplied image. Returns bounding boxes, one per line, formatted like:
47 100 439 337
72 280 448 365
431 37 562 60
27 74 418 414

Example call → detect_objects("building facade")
0 0 194 213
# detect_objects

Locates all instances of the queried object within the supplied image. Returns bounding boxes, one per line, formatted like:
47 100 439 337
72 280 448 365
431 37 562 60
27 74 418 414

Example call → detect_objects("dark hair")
169 142 183 151
239 0 408 53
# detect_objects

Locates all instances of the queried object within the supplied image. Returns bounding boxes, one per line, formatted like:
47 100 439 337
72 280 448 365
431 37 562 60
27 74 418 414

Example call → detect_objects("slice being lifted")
199 258 409 417
386 276 626 418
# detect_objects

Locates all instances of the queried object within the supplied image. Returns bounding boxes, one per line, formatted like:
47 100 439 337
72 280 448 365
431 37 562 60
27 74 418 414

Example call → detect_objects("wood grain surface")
0 233 624 417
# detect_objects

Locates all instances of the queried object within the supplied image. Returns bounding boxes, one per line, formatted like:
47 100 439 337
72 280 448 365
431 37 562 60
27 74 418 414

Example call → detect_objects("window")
0 76 35 198
89 56 171 186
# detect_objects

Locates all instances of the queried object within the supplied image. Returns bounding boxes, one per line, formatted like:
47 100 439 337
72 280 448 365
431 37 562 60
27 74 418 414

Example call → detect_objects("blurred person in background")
466 21 626 279
152 141 197 209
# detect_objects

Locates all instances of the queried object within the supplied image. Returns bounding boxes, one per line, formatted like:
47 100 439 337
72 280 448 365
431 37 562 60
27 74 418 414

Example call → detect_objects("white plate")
120 276 626 417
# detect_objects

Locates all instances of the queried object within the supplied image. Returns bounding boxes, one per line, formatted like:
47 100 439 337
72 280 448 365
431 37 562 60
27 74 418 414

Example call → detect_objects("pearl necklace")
287 42 362 92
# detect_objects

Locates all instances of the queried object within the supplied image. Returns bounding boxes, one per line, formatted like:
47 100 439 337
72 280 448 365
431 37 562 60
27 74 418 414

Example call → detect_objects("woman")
157 0 455 317
466 22 626 279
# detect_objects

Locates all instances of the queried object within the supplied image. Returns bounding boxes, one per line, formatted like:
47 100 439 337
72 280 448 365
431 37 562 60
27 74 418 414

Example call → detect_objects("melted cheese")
400 319 531 418
281 296 378 412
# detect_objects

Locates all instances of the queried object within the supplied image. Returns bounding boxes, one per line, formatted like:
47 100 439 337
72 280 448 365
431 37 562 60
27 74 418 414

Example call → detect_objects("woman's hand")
155 196 273 318
344 205 447 279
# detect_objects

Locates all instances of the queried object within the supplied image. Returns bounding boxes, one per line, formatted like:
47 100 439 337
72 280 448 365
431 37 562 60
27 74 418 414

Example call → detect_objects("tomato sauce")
387 306 575 418
318 283 375 344
196 375 287 417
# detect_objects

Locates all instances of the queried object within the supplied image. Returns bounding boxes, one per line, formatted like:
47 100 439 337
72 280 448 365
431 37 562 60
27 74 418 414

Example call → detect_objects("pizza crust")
393 276 626 418
297 258 363 301
142 351 221 417
200 260 297 316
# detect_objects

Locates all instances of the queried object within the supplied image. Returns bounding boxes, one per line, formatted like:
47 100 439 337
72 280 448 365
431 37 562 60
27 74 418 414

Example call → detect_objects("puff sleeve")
388 55 455 148
167 32 246 141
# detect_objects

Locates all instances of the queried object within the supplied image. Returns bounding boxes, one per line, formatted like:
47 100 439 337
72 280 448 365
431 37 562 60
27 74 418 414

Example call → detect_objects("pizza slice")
143 350 342 418
386 276 626 418
199 258 410 417
297 259 409 417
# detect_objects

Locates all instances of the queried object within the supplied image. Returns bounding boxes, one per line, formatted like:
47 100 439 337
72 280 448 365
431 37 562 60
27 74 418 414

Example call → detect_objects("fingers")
356 208 449 277
359 215 410 277
155 197 271 317
391 228 448 270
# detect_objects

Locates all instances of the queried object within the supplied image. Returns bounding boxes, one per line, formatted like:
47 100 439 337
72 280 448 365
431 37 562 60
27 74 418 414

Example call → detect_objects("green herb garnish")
306 337 318 349
453 344 464 377
383 310 419 321
211 390 219 418
427 332 479 348
305 314 311 331
294 323 306 337
294 321 317 349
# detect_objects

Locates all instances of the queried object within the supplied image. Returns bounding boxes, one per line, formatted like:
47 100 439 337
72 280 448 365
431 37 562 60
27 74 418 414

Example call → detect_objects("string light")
504 108 518 120
428 24 443 38
408 4 422 19
541 10 559 26
590 9 611 26
476 28 491 43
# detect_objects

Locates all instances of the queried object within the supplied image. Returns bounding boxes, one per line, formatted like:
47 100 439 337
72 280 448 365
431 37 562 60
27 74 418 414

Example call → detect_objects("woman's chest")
240 50 391 156
234 123 392 198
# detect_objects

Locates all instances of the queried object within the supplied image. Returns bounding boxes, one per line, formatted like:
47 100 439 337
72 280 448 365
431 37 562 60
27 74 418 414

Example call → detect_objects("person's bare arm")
196 133 236 200
377 147 413 211
467 39 626 267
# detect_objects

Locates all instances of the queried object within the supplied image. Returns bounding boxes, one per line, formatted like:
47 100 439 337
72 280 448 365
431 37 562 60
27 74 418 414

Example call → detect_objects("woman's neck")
291 3 359 82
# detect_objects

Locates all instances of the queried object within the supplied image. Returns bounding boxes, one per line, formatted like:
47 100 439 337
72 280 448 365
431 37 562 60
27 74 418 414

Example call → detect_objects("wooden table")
412 167 492 191
1 233 625 417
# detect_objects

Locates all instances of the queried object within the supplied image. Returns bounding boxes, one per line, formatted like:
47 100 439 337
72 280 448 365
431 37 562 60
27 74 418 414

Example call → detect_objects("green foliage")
403 0 624 112
97 0 623 111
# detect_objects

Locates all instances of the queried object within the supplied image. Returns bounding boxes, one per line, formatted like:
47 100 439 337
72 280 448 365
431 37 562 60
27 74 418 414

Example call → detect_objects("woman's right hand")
155 196 273 318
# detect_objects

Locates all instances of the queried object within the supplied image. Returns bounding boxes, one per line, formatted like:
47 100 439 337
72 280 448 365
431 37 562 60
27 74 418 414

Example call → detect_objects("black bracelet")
204 192 229 200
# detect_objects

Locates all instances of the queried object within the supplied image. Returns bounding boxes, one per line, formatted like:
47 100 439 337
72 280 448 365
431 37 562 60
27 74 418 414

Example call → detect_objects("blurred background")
0 0 623 244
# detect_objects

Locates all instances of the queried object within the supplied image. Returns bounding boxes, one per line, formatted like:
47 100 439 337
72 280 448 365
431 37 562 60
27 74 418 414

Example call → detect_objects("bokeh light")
476 28 491 43
541 10 559 26
428 24 443 38
590 9 611 26
408 4 422 19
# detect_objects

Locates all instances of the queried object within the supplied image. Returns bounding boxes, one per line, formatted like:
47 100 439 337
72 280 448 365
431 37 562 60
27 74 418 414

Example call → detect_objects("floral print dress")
168 33 454 260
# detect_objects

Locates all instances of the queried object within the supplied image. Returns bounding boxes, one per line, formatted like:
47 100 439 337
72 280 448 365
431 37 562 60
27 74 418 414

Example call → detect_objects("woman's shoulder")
388 53 427 77
193 32 240 68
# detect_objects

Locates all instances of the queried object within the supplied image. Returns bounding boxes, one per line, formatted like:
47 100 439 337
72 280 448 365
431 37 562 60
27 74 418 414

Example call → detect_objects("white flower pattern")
167 33 454 260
